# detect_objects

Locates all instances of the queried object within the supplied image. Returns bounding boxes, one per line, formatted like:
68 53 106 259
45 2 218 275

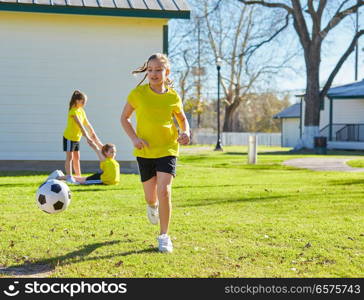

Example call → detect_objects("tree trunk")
299 45 322 149
223 102 240 132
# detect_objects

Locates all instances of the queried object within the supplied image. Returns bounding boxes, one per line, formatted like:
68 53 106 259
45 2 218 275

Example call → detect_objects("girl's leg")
72 151 81 177
72 176 87 184
156 172 173 235
142 176 158 207
57 175 86 184
65 151 73 176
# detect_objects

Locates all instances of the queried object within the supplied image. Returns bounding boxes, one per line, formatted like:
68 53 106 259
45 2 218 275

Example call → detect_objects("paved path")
283 157 364 172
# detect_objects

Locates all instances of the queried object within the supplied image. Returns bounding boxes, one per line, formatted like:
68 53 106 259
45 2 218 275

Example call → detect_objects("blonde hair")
102 143 116 157
69 90 87 111
132 53 173 87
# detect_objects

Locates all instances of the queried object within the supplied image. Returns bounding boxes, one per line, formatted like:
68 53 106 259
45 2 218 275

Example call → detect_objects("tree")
202 0 295 132
169 1 214 127
239 0 364 148
236 93 291 132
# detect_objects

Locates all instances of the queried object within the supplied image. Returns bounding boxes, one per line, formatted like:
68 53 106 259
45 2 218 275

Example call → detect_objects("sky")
283 31 363 94
243 2 364 97
169 1 364 103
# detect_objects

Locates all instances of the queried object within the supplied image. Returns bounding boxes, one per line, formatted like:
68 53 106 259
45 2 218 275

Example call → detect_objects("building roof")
0 0 190 19
273 103 301 119
295 79 364 99
327 79 364 99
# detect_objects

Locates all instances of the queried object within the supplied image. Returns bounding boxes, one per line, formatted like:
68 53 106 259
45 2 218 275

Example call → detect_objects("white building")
273 103 301 148
275 79 364 150
0 0 190 172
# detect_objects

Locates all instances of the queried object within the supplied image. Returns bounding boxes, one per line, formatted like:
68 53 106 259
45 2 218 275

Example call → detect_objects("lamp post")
215 57 223 151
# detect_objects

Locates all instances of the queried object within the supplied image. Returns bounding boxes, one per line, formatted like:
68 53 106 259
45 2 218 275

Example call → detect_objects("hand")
86 137 93 145
132 137 149 150
86 138 96 147
177 131 190 145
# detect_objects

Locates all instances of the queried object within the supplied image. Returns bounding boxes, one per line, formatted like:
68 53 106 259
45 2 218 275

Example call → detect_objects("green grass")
0 146 363 278
347 159 364 168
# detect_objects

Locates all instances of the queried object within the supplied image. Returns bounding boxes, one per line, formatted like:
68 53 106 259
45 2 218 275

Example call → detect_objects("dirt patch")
0 264 54 278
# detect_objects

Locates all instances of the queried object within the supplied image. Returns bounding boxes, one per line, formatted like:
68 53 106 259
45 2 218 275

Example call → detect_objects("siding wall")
332 99 364 123
282 118 300 147
0 11 166 161
300 97 364 128
320 97 330 128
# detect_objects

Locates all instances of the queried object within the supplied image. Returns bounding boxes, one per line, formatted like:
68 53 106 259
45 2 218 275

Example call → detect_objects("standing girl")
63 90 101 183
121 53 190 253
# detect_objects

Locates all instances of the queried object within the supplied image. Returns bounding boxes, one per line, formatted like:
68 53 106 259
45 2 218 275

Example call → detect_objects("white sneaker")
147 204 159 225
66 175 79 184
47 170 64 180
158 234 173 253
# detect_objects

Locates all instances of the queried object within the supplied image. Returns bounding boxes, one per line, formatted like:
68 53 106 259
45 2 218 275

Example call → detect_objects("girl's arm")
88 140 106 162
120 102 149 149
174 110 191 145
72 115 92 143
84 120 103 148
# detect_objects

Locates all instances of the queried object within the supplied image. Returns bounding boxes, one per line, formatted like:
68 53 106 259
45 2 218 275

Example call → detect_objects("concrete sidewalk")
283 157 364 172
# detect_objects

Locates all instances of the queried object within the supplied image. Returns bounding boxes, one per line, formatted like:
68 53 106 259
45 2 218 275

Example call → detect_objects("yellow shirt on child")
127 84 183 158
63 107 88 142
100 158 120 185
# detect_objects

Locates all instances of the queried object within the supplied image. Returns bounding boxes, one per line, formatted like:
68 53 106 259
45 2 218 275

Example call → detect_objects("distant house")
0 0 190 172
273 103 301 147
275 79 364 150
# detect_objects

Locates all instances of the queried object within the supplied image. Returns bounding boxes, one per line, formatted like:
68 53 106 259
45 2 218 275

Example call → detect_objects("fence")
191 131 282 146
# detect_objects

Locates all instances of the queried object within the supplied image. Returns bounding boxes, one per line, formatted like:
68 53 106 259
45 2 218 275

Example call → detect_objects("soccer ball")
36 179 71 214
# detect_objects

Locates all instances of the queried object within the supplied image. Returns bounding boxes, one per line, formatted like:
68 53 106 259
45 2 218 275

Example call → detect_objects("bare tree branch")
320 1 364 39
231 5 248 98
307 0 320 35
244 13 290 64
238 0 293 13
317 0 328 18
291 0 311 48
332 0 354 20
320 29 364 99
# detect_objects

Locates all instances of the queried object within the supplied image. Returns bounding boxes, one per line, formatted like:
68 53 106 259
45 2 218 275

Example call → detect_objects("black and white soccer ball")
36 179 71 214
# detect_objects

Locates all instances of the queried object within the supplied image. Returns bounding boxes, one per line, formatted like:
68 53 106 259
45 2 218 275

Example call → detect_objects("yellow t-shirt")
63 107 88 142
127 84 183 158
100 158 120 185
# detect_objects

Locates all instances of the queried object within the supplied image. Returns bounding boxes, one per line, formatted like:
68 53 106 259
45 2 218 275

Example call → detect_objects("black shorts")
86 173 102 181
136 156 177 182
84 172 103 185
63 137 80 152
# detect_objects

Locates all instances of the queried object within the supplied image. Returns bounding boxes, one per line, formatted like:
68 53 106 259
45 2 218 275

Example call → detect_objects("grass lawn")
347 159 364 168
0 146 363 278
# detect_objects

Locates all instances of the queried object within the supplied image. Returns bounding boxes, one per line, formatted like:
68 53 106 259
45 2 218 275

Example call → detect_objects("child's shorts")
84 172 103 185
63 137 80 152
136 156 176 182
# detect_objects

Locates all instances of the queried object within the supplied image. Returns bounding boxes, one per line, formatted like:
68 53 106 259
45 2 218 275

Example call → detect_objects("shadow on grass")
173 184 239 189
0 240 158 277
178 195 290 208
0 171 48 177
73 186 138 192
225 149 364 156
328 179 364 186
0 183 137 192
0 183 40 188
224 150 303 156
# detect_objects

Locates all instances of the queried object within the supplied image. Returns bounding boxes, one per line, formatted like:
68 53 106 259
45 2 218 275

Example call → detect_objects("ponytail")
69 90 87 111
132 53 173 87
132 61 148 86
